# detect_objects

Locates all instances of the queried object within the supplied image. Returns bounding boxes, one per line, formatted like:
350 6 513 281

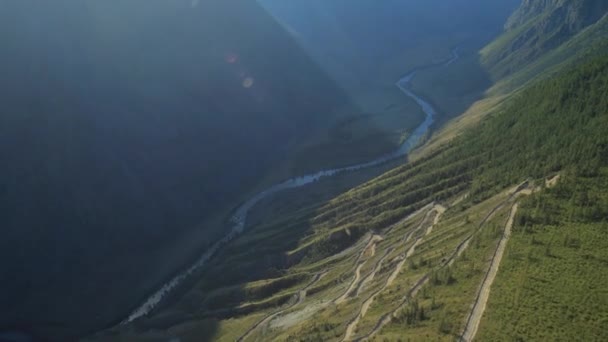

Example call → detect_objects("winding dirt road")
334 235 382 304
355 247 394 296
236 272 326 342
342 205 445 341
388 205 445 288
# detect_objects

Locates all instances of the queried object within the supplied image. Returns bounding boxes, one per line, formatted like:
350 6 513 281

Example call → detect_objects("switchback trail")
360 183 530 341
237 272 327 342
355 247 394 297
334 235 382 304
342 205 446 341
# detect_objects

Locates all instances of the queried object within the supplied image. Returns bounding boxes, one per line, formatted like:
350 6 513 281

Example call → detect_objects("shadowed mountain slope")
0 0 357 339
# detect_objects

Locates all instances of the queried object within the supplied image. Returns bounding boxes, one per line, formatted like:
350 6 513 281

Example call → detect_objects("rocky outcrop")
486 0 608 78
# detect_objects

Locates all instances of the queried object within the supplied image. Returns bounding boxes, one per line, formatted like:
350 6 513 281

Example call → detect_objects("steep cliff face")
483 0 608 78
0 0 353 339
505 0 556 30
507 0 608 30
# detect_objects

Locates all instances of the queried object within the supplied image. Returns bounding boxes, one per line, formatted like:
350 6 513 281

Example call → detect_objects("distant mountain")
505 0 608 31
260 0 519 91
483 0 608 81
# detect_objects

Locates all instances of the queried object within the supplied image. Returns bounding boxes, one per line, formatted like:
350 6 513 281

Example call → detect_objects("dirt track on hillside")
334 235 382 304
459 178 554 341
342 205 445 341
236 272 326 342
460 203 518 342
355 247 394 296
387 205 445 288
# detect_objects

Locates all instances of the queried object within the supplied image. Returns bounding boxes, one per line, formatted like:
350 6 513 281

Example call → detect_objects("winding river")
122 48 460 324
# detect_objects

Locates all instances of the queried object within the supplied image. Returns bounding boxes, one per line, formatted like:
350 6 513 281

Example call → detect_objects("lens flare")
225 53 239 64
242 77 254 88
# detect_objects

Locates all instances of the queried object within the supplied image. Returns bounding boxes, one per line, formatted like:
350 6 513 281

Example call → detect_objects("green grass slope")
477 168 608 341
